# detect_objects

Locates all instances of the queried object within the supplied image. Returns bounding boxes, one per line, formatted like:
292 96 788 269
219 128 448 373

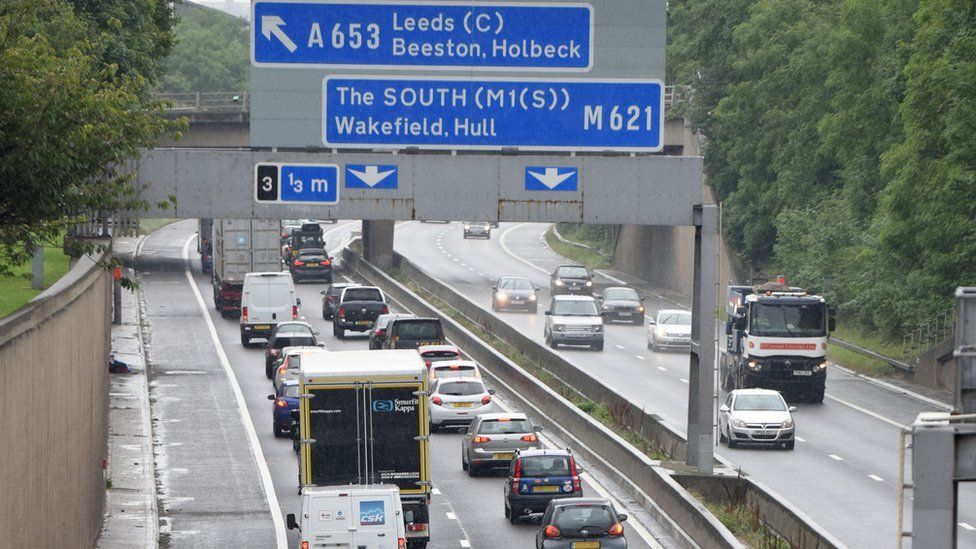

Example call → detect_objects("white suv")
544 295 604 351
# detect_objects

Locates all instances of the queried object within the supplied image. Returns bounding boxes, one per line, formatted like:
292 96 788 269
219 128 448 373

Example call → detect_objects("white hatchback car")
647 309 692 352
719 389 797 450
428 377 496 432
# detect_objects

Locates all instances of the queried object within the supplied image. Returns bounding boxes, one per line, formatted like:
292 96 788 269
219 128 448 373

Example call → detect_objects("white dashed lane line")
446 512 457 520
636 355 646 360
460 540 472 548
960 522 976 531
868 474 884 482
829 454 844 461
680 378 688 384
615 344 625 350
431 488 442 495
657 367 667 372
795 436 806 442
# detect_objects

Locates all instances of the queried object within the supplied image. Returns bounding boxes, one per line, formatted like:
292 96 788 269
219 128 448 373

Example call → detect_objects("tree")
161 4 249 93
0 0 180 277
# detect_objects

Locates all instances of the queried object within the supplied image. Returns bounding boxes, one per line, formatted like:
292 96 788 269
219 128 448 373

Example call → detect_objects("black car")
264 321 321 378
320 283 352 320
368 313 417 349
383 317 445 349
289 248 332 283
535 498 628 548
504 448 583 524
550 265 593 296
491 275 539 313
597 287 645 325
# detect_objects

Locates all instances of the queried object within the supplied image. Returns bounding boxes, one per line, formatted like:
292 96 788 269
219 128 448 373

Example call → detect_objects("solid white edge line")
181 235 288 548
830 364 953 411
824 394 905 429
493 398 663 549
498 223 551 275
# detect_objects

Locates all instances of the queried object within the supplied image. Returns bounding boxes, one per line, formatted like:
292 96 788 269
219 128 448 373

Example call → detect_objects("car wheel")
529 304 538 314
719 428 728 444
429 421 439 434
634 317 645 326
467 464 479 477
334 326 344 339
241 333 250 347
461 456 469 471
273 422 284 438
809 383 825 403
785 441 795 450
265 362 274 379
593 341 604 351
504 504 511 519
509 506 519 525
491 299 498 312
728 437 738 449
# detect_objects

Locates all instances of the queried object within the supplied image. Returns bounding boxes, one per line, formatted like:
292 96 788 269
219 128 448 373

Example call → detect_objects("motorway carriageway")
372 219 973 549
134 220 668 548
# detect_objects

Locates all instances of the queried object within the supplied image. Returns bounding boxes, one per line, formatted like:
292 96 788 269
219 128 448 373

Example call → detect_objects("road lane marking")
680 378 688 384
431 488 442 495
615 344 625 350
460 540 471 548
636 355 646 360
795 436 806 442
869 474 884 482
658 367 667 372
499 223 551 275
825 394 904 428
960 522 976 531
829 454 844 461
446 512 457 520
181 235 287 549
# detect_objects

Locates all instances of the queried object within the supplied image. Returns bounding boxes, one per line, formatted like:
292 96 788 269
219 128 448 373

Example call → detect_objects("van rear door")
249 275 293 323
304 492 354 547
352 493 399 548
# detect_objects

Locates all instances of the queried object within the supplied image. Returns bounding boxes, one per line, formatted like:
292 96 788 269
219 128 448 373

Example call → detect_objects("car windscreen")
478 419 531 434
552 504 615 535
432 364 476 378
328 285 348 296
423 351 460 360
553 300 599 316
281 384 300 398
499 278 533 290
343 288 383 301
750 302 826 337
274 336 315 349
733 394 787 411
557 267 589 278
394 320 442 339
604 288 639 301
298 251 325 259
436 381 484 396
519 455 571 477
660 312 692 325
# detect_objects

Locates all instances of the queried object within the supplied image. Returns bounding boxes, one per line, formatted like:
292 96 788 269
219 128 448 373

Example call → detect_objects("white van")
287 485 406 549
240 271 299 346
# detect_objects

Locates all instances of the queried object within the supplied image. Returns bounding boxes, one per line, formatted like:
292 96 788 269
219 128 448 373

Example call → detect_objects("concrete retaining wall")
0 246 112 549
348 248 847 549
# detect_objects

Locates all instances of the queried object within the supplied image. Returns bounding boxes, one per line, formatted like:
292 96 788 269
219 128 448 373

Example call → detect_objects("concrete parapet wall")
0 246 112 549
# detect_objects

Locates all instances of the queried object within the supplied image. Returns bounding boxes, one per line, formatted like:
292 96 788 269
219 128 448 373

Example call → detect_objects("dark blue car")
504 448 583 524
268 380 300 438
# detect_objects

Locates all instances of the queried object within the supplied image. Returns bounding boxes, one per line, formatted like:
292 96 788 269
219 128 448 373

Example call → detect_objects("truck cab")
723 283 835 402
287 485 407 549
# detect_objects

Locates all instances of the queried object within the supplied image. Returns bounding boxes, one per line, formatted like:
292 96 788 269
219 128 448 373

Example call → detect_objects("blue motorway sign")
254 163 340 205
323 76 664 152
346 164 398 189
252 1 592 70
525 167 578 191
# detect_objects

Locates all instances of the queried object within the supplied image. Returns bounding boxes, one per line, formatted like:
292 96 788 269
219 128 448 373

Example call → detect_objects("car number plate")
452 402 473 408
572 543 601 549
356 320 372 325
533 485 559 493
493 453 514 460
253 325 270 330
755 430 775 436
793 370 812 376
619 312 632 317
510 300 524 305
306 262 319 266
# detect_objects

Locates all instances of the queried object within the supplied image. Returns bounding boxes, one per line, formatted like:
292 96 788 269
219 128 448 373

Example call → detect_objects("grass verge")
0 242 72 317
827 323 909 379
385 266 671 462
544 225 612 270
691 490 790 549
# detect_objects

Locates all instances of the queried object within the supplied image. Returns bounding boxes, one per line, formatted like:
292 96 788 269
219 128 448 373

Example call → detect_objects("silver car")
273 346 328 392
647 309 692 352
718 389 797 450
428 377 496 432
461 413 542 476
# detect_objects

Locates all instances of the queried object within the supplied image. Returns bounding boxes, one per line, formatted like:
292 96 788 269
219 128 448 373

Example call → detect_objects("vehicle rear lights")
608 522 624 536
301 542 309 549
398 538 407 549
511 459 522 493
338 306 346 317
544 525 561 538
278 365 287 375
407 524 427 532
473 436 491 444
425 360 432 368
431 396 443 406
293 260 305 266
292 305 298 319
481 395 492 405
323 259 331 266
520 434 537 443
381 305 389 314
270 349 279 356
569 457 581 491
275 399 288 408
241 306 248 321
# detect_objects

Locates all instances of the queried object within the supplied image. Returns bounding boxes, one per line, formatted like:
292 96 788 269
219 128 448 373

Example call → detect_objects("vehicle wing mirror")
788 406 798 413
296 298 302 306
267 394 276 401
317 342 326 348
734 316 747 330
320 290 327 295
828 317 836 332
530 515 543 525
736 306 746 316
534 425 543 433
488 389 496 395
617 513 628 522
491 287 497 291
648 319 656 325
313 331 320 335
544 311 551 315
286 513 299 531
725 322 733 335
719 404 730 413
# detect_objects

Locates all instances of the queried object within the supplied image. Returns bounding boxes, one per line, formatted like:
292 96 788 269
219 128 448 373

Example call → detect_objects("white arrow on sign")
262 16 297 53
348 166 396 187
527 168 574 189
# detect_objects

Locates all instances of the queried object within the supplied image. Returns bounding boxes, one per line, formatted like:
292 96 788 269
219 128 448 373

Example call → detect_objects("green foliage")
161 5 249 93
669 0 975 338
0 0 181 277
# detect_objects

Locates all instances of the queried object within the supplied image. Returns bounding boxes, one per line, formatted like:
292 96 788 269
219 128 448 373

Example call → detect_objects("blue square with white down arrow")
346 164 398 189
525 167 579 191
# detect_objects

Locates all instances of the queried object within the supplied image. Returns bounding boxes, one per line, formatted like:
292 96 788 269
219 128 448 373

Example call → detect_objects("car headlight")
585 280 593 287
555 280 564 286
529 294 537 301
464 223 471 229
746 360 761 371
496 292 508 301
639 305 645 312
781 419 793 428
593 325 603 332
732 419 747 428
554 325 565 332
813 360 827 373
